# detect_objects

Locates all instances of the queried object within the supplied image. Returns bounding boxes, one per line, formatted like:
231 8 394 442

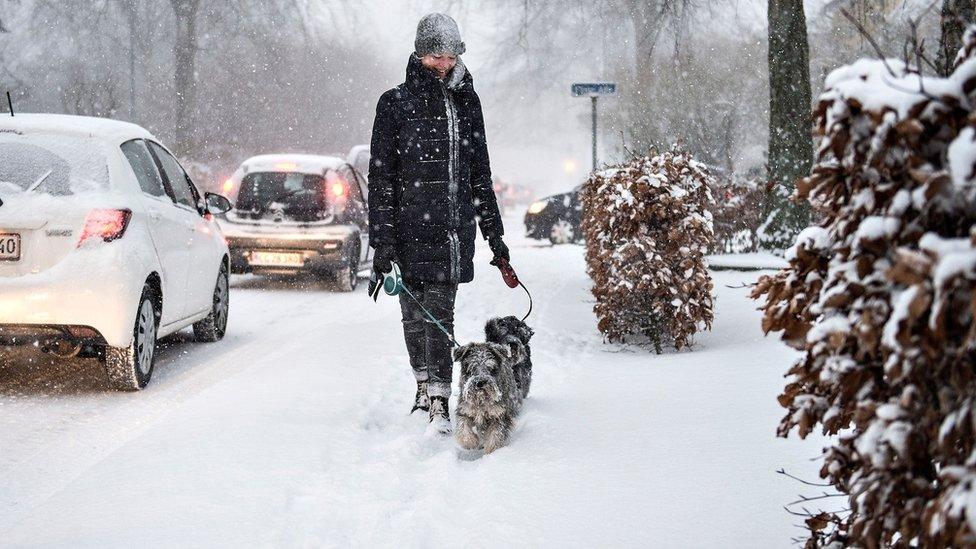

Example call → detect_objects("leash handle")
493 258 520 289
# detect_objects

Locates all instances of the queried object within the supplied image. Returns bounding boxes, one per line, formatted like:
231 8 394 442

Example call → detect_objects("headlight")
527 200 548 214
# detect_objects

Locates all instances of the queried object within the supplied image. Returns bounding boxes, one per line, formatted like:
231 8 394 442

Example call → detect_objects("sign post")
571 82 617 173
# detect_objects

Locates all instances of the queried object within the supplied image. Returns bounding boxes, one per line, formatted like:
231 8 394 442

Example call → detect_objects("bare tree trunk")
625 0 659 153
118 0 139 122
937 0 975 76
170 0 199 156
762 0 812 250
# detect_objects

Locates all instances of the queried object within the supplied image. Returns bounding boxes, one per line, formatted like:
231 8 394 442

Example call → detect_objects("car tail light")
330 179 349 200
77 209 132 247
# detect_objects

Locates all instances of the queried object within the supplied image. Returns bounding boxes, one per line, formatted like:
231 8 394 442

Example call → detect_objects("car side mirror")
205 192 233 214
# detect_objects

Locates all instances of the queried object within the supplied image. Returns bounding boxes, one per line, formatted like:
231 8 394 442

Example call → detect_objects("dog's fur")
454 341 523 453
453 317 534 454
484 316 534 399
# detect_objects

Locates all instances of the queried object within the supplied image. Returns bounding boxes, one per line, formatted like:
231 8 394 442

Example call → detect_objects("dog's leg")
481 418 512 454
455 414 480 450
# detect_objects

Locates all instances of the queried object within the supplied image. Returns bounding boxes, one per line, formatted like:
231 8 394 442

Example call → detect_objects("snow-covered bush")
580 148 715 352
752 36 976 546
710 176 764 253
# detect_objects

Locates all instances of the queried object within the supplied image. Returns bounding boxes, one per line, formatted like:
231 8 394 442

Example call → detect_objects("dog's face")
454 342 511 402
485 316 534 346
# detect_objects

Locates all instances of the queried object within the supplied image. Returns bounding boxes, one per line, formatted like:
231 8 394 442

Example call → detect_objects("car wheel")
194 262 230 342
105 284 157 391
549 218 575 245
333 249 359 292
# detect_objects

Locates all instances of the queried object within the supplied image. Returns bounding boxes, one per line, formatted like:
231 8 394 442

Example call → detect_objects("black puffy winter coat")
368 54 504 284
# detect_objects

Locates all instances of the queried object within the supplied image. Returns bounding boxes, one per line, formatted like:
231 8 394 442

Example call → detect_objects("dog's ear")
453 344 472 363
487 342 512 362
484 318 502 341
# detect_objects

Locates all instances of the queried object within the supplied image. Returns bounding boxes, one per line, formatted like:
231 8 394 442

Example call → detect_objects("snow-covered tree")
710 175 764 253
753 31 976 546
1 0 384 171
580 148 715 352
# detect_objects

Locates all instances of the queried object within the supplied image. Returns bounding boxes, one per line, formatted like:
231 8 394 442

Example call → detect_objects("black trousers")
399 280 457 398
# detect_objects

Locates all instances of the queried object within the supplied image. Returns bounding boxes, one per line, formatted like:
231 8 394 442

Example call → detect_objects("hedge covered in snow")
710 176 764 253
580 148 715 352
752 32 976 547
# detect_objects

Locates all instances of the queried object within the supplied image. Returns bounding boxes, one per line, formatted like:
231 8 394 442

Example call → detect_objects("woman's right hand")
372 245 396 273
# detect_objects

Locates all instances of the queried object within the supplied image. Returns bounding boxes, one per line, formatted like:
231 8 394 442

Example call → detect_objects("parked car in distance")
0 114 232 390
524 186 583 244
217 154 372 291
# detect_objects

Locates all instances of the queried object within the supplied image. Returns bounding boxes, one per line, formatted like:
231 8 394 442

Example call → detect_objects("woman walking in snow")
367 13 508 435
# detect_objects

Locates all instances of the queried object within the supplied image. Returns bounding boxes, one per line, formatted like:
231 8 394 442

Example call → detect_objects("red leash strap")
494 258 520 289
492 258 533 321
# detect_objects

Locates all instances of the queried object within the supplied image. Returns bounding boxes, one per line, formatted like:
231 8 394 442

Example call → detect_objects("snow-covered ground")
0 218 822 547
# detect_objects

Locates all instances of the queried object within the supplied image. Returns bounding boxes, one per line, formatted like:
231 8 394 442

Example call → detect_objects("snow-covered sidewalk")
0 227 821 547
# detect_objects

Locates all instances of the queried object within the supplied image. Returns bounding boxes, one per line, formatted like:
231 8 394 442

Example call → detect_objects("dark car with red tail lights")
216 154 372 291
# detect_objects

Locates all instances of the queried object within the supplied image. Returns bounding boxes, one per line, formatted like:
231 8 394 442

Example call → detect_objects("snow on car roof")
241 154 346 175
0 113 153 143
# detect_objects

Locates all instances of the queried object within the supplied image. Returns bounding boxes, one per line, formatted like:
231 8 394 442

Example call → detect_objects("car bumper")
221 223 356 275
0 246 148 348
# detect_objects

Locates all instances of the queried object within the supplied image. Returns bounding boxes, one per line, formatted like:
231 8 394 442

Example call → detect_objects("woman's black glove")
488 236 510 264
373 245 396 273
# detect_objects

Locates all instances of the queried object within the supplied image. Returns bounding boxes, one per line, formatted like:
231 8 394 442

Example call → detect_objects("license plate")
249 251 304 267
0 233 21 261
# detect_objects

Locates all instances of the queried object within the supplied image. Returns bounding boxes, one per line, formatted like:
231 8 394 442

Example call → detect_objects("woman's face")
420 53 457 79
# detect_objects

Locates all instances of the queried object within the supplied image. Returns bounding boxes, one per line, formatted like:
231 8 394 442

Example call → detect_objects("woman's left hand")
488 236 510 263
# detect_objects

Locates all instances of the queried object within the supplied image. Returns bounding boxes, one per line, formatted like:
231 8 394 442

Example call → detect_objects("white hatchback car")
0 114 232 390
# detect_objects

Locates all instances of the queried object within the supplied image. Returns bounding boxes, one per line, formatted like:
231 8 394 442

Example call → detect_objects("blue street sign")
571 82 617 97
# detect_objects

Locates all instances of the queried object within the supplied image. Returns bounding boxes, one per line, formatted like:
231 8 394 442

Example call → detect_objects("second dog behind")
484 316 534 399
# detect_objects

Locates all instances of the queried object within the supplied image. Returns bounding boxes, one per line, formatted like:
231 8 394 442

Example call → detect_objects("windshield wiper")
26 169 53 192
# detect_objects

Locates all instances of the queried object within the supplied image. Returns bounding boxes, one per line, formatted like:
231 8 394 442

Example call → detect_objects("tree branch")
777 468 833 487
839 7 898 77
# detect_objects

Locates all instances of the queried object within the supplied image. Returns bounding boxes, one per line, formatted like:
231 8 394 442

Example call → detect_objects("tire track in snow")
0 284 347 535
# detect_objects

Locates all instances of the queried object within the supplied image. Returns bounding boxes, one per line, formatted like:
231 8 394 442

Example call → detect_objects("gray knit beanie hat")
414 13 466 56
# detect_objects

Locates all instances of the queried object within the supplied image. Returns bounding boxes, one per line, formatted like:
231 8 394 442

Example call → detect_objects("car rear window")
0 132 109 196
233 171 331 223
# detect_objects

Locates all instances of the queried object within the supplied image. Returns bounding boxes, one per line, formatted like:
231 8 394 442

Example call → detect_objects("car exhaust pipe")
40 339 82 359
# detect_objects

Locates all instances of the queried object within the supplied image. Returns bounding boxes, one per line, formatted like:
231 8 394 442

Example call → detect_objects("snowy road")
0 222 823 548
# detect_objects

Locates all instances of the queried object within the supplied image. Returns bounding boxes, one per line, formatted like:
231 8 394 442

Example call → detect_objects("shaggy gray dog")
454 341 524 454
484 316 534 399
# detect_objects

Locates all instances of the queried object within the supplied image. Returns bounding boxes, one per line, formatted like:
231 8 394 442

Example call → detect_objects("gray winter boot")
426 395 452 435
411 381 430 414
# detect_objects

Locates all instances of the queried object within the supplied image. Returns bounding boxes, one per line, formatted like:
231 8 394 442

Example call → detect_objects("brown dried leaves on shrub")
751 36 976 547
580 148 715 352
710 177 764 253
